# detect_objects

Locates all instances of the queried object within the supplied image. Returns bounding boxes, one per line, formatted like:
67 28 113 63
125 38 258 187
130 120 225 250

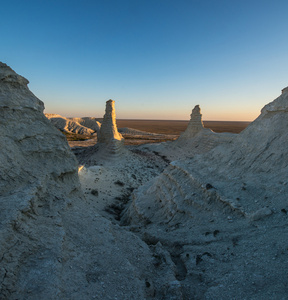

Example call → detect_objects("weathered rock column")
179 105 204 139
98 99 123 144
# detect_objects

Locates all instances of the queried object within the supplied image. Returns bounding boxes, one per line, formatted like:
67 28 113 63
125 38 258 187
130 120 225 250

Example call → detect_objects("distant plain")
116 120 251 135
68 120 251 148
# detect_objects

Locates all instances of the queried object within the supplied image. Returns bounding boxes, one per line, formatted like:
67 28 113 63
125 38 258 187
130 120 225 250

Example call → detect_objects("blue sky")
1 0 288 121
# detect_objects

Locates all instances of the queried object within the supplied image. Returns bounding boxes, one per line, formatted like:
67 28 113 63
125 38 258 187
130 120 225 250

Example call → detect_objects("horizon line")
115 118 252 123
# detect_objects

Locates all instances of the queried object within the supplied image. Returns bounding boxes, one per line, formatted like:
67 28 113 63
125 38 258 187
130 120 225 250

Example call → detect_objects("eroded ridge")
122 88 288 298
126 87 288 225
45 114 101 135
0 62 82 299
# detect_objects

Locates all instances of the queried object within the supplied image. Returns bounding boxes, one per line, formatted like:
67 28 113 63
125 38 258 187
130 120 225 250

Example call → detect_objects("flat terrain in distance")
68 120 251 148
116 120 251 135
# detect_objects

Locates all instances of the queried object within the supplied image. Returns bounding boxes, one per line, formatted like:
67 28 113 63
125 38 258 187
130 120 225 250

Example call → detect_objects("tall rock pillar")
80 99 125 164
179 105 204 139
98 100 123 143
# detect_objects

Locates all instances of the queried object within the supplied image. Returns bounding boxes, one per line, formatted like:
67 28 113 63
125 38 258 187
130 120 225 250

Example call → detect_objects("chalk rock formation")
0 62 81 203
127 87 288 222
46 114 101 135
123 87 288 298
141 104 234 161
179 104 204 139
0 62 82 298
0 63 179 299
282 86 288 94
79 99 126 164
98 99 123 143
70 117 101 133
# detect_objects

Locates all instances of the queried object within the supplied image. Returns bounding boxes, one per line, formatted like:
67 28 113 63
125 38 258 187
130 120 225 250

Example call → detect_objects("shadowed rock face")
0 62 42 110
124 87 288 299
127 87 288 223
179 104 204 139
0 62 82 298
0 63 179 300
0 62 81 201
98 99 123 143
281 86 288 94
4 60 288 299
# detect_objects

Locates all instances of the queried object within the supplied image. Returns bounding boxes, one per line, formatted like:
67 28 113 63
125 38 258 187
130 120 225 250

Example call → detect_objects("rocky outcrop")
0 63 179 299
124 87 288 299
0 62 82 298
140 104 235 161
98 99 123 143
70 117 102 134
207 87 288 176
79 99 126 164
45 114 101 135
178 104 204 139
4 60 287 299
0 63 81 204
281 86 288 94
127 87 288 223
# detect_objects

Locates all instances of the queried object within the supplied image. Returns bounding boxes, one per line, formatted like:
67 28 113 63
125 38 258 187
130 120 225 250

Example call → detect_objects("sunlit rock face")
45 114 101 135
75 117 101 134
79 99 126 165
98 99 123 143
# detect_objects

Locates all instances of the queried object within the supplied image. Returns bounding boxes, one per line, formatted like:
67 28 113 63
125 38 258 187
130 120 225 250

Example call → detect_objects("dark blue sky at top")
1 0 288 120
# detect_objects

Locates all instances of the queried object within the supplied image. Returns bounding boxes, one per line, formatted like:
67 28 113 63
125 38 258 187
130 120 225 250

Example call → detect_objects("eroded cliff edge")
0 63 177 299
2 61 288 299
123 87 288 299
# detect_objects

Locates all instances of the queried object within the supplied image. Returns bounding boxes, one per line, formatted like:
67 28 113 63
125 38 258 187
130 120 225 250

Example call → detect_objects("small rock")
205 183 214 190
250 207 273 221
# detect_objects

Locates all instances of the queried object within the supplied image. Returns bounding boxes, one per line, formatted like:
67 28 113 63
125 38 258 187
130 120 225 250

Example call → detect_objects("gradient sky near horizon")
1 0 288 121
